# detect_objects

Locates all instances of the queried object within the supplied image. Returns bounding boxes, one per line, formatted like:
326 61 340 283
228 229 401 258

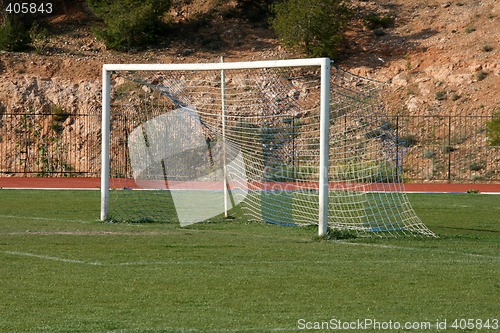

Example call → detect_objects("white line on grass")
2 249 496 268
0 214 172 229
105 326 298 333
0 214 94 224
2 250 103 266
1 229 497 264
337 240 500 261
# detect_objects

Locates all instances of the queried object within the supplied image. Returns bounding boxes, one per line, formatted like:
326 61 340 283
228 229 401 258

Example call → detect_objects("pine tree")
270 0 351 59
88 0 171 51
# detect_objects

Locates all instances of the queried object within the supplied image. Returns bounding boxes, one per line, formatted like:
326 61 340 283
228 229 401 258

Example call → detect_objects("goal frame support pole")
100 69 111 221
318 58 330 237
221 57 229 218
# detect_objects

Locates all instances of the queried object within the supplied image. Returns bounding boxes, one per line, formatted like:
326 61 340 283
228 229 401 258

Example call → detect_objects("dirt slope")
346 0 499 118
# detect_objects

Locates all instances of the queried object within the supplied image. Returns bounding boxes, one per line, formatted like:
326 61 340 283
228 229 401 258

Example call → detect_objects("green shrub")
435 90 447 100
314 228 358 240
0 15 31 51
486 112 500 146
482 44 493 52
465 25 476 33
477 70 488 81
363 13 394 30
236 0 274 22
88 0 171 51
29 21 49 54
423 149 435 159
469 161 485 171
398 134 418 148
270 0 352 59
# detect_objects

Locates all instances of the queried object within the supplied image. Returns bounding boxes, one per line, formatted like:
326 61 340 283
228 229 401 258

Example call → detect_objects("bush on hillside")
486 112 500 147
236 0 274 22
0 15 31 51
270 0 351 59
88 0 171 51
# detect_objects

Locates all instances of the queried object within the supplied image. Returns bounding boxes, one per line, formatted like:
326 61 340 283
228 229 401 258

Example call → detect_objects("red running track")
0 177 499 193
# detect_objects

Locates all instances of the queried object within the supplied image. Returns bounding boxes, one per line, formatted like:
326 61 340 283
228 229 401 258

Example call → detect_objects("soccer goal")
101 57 435 237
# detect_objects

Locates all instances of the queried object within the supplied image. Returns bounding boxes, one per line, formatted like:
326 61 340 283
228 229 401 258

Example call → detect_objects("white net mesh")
126 107 246 226
107 61 435 237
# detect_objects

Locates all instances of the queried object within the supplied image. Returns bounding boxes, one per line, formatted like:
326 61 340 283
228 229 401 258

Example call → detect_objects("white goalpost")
100 57 436 238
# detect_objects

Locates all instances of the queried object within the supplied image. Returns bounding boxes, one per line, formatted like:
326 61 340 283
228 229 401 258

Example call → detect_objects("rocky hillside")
347 0 499 119
0 0 498 180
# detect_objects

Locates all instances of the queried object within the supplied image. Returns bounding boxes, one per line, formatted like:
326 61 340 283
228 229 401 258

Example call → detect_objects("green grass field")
0 190 498 333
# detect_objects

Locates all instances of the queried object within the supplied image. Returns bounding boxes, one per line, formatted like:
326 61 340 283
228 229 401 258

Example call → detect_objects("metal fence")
0 113 101 177
392 115 498 183
0 113 498 182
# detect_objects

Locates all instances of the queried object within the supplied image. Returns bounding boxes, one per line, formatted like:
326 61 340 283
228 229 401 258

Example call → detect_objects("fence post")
448 115 452 182
396 115 400 172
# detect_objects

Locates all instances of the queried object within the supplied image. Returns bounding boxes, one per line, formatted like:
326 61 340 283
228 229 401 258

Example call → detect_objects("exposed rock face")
0 76 100 114
0 68 102 176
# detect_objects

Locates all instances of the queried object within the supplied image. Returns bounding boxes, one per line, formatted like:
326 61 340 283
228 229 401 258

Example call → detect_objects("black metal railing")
1 113 498 182
392 115 498 182
0 113 101 177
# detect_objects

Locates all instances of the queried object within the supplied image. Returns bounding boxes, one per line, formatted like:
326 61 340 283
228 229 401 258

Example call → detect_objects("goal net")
101 58 436 237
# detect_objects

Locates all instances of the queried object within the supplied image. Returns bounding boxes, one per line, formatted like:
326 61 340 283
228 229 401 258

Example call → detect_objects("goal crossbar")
102 58 330 72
